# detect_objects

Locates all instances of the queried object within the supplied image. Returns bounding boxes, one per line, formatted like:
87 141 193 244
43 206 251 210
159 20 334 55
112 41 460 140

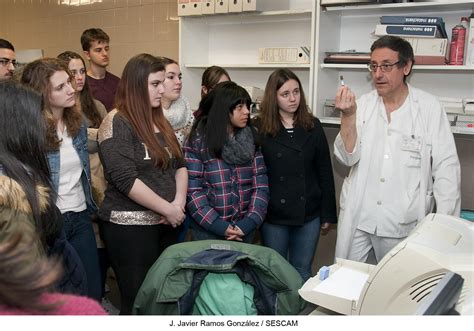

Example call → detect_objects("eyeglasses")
0 58 17 68
367 61 400 73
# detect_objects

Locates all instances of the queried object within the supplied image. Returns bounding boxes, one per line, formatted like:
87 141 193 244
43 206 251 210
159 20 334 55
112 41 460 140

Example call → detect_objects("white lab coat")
334 85 461 260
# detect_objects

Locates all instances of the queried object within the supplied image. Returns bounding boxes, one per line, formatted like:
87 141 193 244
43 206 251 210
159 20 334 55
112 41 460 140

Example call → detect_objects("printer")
299 213 473 315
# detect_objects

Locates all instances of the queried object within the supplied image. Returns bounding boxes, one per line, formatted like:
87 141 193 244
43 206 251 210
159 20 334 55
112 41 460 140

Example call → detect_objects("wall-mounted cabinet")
179 0 315 110
313 0 474 134
180 1 474 135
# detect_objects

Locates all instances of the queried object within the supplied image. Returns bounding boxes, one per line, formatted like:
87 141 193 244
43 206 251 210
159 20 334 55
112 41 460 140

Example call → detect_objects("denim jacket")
47 123 97 213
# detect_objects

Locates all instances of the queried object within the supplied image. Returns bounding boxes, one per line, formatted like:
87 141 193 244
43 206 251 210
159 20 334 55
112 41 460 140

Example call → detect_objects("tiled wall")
0 0 179 77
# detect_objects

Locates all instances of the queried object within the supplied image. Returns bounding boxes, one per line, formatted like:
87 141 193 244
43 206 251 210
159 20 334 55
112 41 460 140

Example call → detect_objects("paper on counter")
313 266 369 301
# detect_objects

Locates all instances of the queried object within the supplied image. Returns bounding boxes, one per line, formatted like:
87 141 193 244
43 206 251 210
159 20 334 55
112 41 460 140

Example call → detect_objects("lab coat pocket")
400 180 420 225
401 134 422 168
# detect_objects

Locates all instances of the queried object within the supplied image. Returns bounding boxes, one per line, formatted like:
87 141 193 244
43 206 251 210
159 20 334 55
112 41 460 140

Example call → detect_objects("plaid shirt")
184 134 269 236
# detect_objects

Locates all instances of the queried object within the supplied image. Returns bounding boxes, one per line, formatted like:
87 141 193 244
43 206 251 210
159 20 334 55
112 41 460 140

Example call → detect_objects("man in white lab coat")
333 35 461 263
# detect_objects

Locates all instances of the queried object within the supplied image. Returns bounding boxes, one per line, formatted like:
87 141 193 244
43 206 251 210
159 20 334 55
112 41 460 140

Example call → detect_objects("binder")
215 0 229 14
259 47 310 64
178 0 202 16
242 0 289 12
202 0 214 14
466 16 474 66
380 16 447 38
375 24 445 39
189 0 202 16
178 0 191 16
228 0 242 13
323 52 370 64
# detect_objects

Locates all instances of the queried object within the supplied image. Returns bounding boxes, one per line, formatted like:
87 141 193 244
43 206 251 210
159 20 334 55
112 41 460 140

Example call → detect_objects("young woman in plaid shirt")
184 81 269 243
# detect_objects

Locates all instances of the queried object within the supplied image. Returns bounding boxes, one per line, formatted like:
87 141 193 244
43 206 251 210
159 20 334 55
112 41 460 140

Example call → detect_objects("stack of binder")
375 16 449 65
439 97 474 132
323 51 371 64
439 97 464 115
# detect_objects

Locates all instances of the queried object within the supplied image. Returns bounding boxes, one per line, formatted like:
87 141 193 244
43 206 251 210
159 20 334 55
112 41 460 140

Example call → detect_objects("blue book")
375 24 445 39
380 16 447 38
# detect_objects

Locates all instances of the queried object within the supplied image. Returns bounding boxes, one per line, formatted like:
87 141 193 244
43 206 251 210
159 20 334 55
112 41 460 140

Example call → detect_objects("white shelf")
183 9 312 25
321 64 474 71
179 0 315 110
313 0 474 120
451 126 474 135
323 1 474 16
319 117 342 125
185 63 311 69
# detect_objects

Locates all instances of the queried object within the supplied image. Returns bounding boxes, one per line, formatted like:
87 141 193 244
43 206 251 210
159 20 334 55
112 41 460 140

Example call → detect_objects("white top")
56 129 87 213
357 98 420 237
333 85 461 259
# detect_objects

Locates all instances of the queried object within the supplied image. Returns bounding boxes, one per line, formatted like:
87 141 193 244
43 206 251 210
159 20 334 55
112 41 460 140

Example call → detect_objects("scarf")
163 96 193 130
221 126 255 165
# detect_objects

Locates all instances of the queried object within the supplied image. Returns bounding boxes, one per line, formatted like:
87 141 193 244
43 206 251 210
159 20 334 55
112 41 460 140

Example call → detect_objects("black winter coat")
256 118 337 226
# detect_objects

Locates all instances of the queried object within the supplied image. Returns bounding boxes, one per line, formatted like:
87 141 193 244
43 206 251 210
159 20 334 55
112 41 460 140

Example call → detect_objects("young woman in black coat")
254 69 337 281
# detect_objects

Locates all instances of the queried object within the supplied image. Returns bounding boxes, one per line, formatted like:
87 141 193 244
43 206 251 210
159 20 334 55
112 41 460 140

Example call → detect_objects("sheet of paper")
313 267 369 301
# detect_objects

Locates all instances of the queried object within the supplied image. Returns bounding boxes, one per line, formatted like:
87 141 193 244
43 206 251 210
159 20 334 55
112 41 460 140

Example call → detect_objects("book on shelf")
403 37 448 65
414 55 447 65
380 16 447 39
442 105 464 115
454 121 474 128
439 97 464 115
375 24 445 39
324 52 370 64
465 15 474 66
457 114 474 122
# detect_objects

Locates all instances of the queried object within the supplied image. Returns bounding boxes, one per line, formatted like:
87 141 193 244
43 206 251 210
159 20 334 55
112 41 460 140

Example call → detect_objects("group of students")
0 28 336 315
93 56 336 314
0 30 461 316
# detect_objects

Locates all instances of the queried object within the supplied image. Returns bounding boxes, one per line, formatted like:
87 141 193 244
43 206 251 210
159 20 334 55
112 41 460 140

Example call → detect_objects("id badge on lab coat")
401 134 422 168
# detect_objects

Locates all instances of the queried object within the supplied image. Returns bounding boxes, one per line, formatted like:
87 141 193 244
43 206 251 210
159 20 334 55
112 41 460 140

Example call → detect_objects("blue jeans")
261 217 321 281
62 210 101 301
191 222 255 243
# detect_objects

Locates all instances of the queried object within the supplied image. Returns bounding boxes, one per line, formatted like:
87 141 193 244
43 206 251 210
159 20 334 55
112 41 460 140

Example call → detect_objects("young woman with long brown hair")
157 56 194 146
21 59 101 300
254 69 337 281
57 51 112 307
97 53 187 314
